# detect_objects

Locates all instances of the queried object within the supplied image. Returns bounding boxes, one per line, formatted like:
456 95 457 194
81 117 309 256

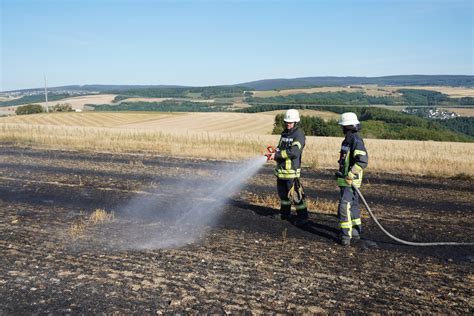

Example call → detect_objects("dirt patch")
0 146 472 313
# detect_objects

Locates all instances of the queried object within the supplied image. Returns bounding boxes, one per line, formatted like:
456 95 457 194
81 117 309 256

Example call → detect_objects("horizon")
1 0 473 91
2 74 474 93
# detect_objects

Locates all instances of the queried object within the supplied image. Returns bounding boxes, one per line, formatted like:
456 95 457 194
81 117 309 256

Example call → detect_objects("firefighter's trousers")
338 186 362 240
277 178 307 220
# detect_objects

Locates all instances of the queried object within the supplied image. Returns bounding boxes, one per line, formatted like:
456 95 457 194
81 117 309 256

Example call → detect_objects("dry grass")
1 112 473 177
307 198 338 215
89 208 115 224
68 208 114 239
242 191 338 215
243 191 280 209
0 123 269 160
68 220 87 239
304 137 474 177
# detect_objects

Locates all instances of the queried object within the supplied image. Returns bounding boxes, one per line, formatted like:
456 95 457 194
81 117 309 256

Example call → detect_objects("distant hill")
236 75 474 90
3 75 473 93
3 84 187 93
54 84 187 92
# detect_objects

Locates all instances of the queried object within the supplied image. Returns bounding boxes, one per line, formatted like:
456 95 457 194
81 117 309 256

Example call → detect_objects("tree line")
92 101 231 112
437 117 474 137
272 108 473 142
245 89 474 107
109 86 250 100
248 91 398 106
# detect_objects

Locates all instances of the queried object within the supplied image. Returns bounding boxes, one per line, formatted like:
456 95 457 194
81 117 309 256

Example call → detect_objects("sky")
1 0 473 91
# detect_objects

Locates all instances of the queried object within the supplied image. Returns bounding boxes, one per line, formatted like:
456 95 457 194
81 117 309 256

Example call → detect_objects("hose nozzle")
264 144 276 161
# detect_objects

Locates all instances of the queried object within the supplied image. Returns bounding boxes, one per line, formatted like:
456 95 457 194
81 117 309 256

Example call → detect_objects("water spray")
109 155 268 250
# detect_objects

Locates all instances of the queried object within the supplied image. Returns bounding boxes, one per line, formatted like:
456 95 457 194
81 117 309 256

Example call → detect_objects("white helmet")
284 109 300 123
338 112 360 126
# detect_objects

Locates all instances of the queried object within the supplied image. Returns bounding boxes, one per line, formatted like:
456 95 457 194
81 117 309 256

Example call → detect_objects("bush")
272 114 340 136
15 104 44 115
49 103 73 112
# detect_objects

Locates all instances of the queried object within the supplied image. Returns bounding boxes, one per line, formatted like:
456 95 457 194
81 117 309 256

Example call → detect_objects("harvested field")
0 112 273 134
0 146 472 313
390 86 474 98
252 85 403 98
252 85 474 98
2 112 178 128
115 112 273 134
440 107 474 117
12 94 118 110
1 112 473 176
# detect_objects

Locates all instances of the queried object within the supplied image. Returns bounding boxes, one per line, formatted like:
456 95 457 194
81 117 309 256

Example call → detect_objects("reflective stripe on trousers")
338 186 362 239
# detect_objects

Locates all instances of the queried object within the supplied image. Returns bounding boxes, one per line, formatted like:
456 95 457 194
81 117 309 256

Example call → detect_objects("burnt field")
0 146 473 314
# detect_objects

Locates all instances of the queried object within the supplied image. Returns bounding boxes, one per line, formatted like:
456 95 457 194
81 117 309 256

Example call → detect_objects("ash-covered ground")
0 146 472 313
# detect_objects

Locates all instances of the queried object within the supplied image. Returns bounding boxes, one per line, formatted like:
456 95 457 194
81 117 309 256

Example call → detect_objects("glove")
288 178 305 203
344 171 355 185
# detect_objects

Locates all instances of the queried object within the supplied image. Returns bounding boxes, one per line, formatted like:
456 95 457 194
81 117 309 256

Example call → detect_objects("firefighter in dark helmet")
335 112 368 246
267 109 308 227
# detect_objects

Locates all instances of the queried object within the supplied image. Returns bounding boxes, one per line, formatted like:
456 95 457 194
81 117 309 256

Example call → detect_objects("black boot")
280 212 293 222
280 203 292 222
294 210 309 227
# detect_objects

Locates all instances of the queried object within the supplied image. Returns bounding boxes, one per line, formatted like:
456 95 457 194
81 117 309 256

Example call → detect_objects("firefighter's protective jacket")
274 126 305 179
337 130 368 188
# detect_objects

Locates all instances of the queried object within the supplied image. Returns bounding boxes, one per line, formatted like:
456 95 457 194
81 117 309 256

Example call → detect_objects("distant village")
402 107 460 120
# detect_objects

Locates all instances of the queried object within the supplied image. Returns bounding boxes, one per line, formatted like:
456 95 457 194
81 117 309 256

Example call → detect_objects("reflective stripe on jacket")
274 126 305 179
337 131 368 188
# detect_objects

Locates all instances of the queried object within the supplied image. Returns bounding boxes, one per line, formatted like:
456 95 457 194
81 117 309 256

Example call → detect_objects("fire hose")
353 185 474 246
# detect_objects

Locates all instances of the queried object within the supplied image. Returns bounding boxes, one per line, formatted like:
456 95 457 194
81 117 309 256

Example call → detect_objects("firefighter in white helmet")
267 109 308 227
336 112 368 246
